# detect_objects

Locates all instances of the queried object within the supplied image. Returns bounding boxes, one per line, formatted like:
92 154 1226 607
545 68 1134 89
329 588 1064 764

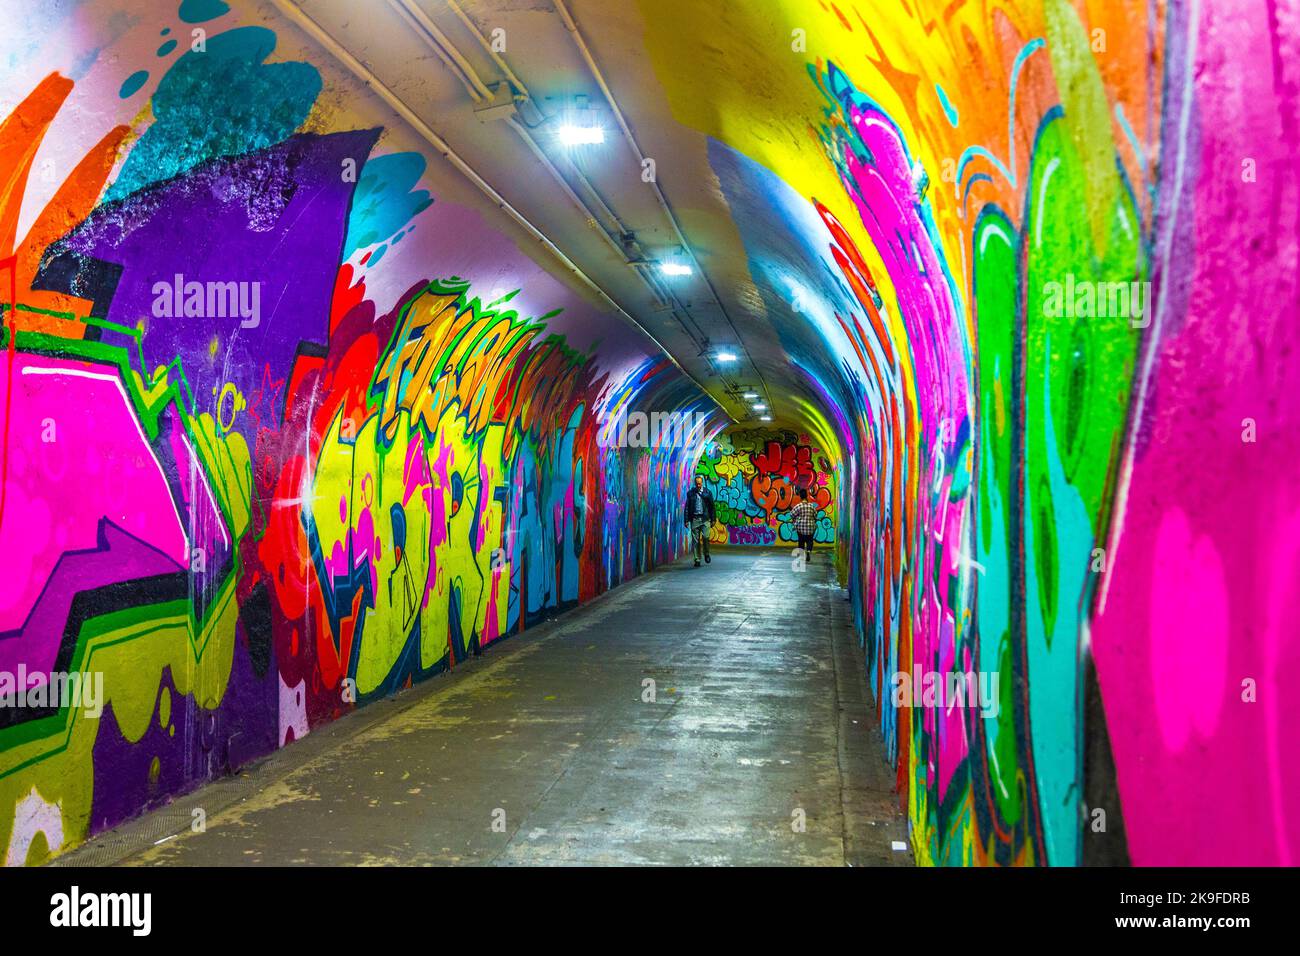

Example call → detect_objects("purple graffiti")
729 525 776 546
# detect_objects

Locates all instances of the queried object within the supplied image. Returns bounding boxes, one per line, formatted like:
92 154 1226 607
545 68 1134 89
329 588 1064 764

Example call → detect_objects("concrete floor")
57 547 912 867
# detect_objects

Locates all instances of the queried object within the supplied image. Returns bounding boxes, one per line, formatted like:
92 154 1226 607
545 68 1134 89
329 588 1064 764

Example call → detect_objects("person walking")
791 487 819 559
683 474 716 567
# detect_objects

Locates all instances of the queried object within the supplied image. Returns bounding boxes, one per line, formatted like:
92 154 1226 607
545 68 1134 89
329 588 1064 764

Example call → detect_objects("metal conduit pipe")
269 0 729 420
391 0 494 102
445 0 531 99
551 0 772 408
435 2 642 274
388 0 714 356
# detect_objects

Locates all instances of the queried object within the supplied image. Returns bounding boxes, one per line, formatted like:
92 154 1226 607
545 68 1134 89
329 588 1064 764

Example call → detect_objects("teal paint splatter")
179 0 231 23
344 152 434 261
157 39 178 56
936 84 959 127
161 27 171 35
119 70 149 98
106 26 321 202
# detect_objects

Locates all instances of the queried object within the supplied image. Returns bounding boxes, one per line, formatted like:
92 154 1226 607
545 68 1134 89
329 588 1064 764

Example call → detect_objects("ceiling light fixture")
558 124 604 145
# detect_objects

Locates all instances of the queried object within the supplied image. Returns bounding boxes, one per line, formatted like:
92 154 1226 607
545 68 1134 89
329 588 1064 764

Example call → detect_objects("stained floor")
56 547 912 867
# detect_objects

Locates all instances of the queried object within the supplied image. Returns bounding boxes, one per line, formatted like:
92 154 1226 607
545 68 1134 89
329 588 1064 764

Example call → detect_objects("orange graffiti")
0 72 128 336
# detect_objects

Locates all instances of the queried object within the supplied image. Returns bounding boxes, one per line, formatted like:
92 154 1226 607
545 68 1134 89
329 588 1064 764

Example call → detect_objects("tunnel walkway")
57 548 911 867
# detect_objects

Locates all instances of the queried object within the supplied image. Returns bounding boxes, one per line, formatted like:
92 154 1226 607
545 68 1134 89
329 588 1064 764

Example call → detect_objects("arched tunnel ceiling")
275 0 856 453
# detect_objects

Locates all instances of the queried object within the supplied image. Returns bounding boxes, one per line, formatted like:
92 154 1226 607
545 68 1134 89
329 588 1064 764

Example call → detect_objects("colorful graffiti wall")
2 0 1295 870
0 2 724 864
694 427 836 547
638 0 1299 865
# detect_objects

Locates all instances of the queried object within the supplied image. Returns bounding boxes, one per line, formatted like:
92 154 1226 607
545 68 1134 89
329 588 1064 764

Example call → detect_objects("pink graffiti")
0 354 189 680
1090 0 1300 865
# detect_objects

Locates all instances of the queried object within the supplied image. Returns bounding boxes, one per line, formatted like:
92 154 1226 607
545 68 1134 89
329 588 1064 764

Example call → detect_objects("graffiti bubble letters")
151 273 262 328
752 440 815 485
729 525 776 545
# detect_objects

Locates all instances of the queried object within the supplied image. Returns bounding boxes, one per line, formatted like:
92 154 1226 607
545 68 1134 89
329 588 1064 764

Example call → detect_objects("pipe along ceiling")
0 0 1296 867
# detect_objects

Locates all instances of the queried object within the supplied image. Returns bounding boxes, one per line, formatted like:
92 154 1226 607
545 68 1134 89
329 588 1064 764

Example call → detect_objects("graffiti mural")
695 427 836 547
2 0 1296 871
0 3 724 864
640 0 1300 866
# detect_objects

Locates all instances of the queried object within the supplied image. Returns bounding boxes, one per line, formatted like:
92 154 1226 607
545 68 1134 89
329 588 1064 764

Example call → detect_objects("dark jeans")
797 532 814 554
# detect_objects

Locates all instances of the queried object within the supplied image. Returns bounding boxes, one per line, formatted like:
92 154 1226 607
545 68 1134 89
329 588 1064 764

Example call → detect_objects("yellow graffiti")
427 403 510 666
373 288 543 443
308 398 512 693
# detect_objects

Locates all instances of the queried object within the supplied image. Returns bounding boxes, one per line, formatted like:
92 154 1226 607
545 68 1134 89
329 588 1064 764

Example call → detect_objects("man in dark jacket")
683 474 716 567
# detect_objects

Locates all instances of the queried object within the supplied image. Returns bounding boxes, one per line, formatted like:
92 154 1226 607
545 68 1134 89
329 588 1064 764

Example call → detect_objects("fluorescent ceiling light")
752 403 767 411
759 415 772 421
559 124 604 145
660 262 692 276
742 392 759 399
716 351 737 362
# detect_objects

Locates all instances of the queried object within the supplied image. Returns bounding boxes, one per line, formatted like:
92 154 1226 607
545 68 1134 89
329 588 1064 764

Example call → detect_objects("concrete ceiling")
277 0 819 438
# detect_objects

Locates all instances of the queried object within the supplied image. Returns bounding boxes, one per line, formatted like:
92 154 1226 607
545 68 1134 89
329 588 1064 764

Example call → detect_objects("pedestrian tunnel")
0 0 1295 869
